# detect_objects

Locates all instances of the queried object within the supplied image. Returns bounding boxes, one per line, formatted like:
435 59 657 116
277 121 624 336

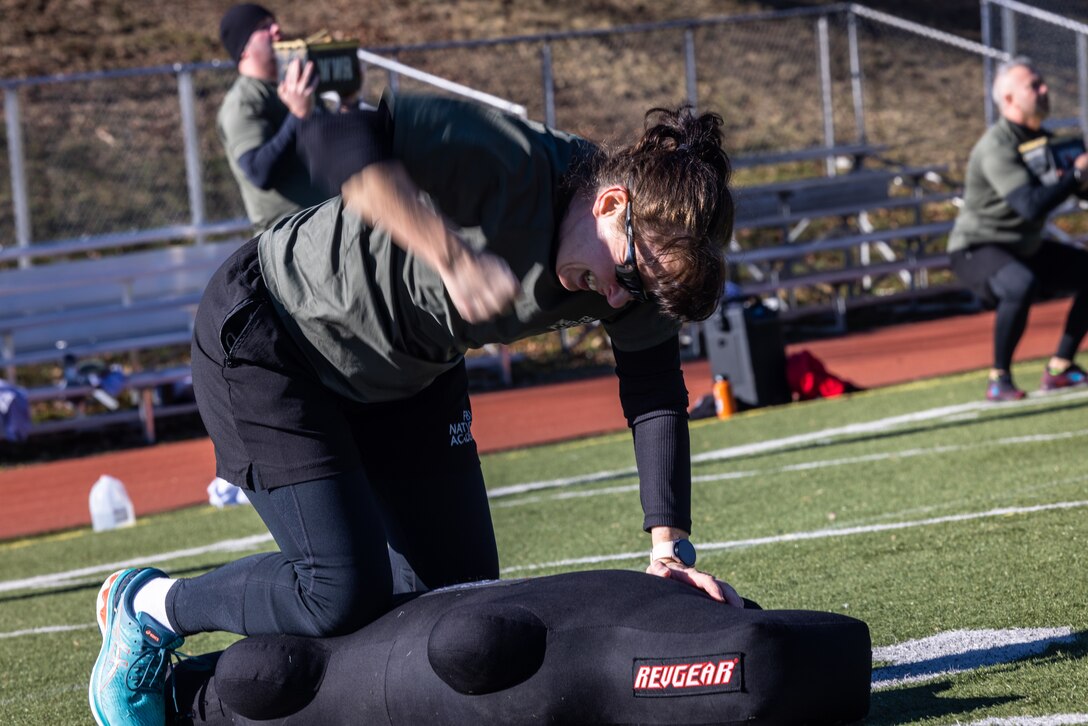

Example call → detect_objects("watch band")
650 539 696 567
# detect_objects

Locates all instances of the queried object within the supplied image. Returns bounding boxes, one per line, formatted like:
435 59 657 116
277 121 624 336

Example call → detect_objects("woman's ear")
592 185 628 221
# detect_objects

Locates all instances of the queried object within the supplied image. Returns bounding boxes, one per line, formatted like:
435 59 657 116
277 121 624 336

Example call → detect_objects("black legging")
166 466 499 638
986 244 1088 372
989 259 1039 372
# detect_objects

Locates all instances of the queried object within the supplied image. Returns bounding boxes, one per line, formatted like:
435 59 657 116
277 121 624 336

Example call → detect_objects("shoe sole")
95 570 126 637
88 568 136 726
1040 380 1088 392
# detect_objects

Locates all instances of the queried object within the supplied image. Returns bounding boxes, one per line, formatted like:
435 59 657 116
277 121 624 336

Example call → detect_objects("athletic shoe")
89 568 183 726
1040 363 1088 391
95 569 126 637
986 376 1026 402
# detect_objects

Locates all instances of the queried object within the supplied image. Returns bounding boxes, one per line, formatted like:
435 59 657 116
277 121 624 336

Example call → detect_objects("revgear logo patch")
632 654 743 697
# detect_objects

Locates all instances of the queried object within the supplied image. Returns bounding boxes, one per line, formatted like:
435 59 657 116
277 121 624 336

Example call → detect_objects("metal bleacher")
2 46 533 444
726 145 962 330
1 240 245 442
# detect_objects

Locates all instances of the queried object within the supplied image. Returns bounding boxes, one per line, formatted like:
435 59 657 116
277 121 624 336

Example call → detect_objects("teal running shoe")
89 568 183 726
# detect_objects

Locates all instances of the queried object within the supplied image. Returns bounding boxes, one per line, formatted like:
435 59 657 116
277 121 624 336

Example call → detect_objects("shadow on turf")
693 395 1088 470
866 630 1088 723
0 562 229 605
866 681 1017 723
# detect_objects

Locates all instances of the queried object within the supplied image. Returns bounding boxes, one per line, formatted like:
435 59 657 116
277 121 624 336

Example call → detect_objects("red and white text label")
632 655 743 697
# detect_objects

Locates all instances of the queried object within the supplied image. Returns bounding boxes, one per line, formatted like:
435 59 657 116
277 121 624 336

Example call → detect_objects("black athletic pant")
951 241 1088 372
173 240 498 638
167 464 498 638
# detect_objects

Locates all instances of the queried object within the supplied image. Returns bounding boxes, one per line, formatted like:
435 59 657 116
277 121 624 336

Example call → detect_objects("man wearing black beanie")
217 3 330 232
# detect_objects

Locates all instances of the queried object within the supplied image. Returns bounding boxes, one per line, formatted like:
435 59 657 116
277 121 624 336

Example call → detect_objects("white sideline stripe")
6 500 1084 593
4 392 1086 596
0 623 95 639
871 627 1076 690
489 388 1088 498
966 717 1088 725
0 533 273 595
491 429 1088 510
500 499 1088 573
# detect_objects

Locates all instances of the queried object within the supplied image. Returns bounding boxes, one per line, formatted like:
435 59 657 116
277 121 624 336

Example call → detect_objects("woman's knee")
296 565 393 637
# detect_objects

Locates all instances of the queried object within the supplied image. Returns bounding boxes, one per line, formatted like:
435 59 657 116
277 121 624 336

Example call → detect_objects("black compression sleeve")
632 409 692 532
613 337 692 532
613 337 688 421
1005 172 1079 221
297 105 393 196
237 114 301 190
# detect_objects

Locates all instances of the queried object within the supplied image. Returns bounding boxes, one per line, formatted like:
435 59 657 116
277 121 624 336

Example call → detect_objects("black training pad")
172 570 870 725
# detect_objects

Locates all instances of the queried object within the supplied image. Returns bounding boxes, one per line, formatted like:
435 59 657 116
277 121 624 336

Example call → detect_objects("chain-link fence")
2 2 1085 269
0 63 248 267
980 0 1088 129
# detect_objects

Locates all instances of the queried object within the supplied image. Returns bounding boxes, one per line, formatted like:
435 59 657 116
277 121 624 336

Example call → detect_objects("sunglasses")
615 198 650 303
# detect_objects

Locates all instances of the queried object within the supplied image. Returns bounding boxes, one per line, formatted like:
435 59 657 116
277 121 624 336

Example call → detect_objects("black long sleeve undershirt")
237 113 302 190
1005 170 1079 221
297 105 393 196
613 336 692 533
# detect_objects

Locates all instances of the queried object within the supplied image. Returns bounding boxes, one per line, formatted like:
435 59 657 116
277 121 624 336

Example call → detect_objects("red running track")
0 299 1076 541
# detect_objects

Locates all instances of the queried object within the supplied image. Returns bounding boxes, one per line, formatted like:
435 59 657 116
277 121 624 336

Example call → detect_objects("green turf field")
2 359 1086 724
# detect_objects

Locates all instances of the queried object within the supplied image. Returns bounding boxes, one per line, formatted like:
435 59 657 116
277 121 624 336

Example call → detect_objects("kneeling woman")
90 92 738 725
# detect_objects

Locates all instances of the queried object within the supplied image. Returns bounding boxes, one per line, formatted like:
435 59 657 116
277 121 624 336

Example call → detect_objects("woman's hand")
646 558 744 608
278 58 316 119
440 245 521 323
341 161 521 323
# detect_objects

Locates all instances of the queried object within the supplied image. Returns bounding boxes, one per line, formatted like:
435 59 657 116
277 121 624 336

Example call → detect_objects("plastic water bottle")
89 474 136 532
712 375 736 420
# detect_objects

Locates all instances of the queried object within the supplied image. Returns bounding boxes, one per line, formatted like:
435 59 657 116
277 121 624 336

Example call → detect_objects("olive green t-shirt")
948 117 1049 256
217 75 329 232
258 92 681 403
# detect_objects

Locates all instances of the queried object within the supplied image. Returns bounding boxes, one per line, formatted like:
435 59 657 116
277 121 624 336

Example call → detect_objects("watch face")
674 539 697 567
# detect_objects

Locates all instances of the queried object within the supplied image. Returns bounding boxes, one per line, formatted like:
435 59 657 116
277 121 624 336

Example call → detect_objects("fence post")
541 43 556 128
684 28 698 112
981 0 995 126
1078 32 1088 136
846 8 867 144
4 88 32 269
1001 4 1017 56
817 15 836 176
176 68 206 245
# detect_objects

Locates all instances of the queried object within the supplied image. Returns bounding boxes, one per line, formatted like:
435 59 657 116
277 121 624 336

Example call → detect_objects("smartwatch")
651 538 697 567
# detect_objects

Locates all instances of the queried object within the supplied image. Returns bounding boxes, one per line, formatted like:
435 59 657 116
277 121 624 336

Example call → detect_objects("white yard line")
5 497 1084 598
0 533 273 595
966 717 1088 725
4 390 1086 609
871 627 1077 690
489 388 1088 499
0 623 95 639
492 429 1088 509
499 499 1088 573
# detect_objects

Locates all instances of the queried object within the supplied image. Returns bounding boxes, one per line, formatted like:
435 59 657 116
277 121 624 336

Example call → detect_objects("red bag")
785 349 860 401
